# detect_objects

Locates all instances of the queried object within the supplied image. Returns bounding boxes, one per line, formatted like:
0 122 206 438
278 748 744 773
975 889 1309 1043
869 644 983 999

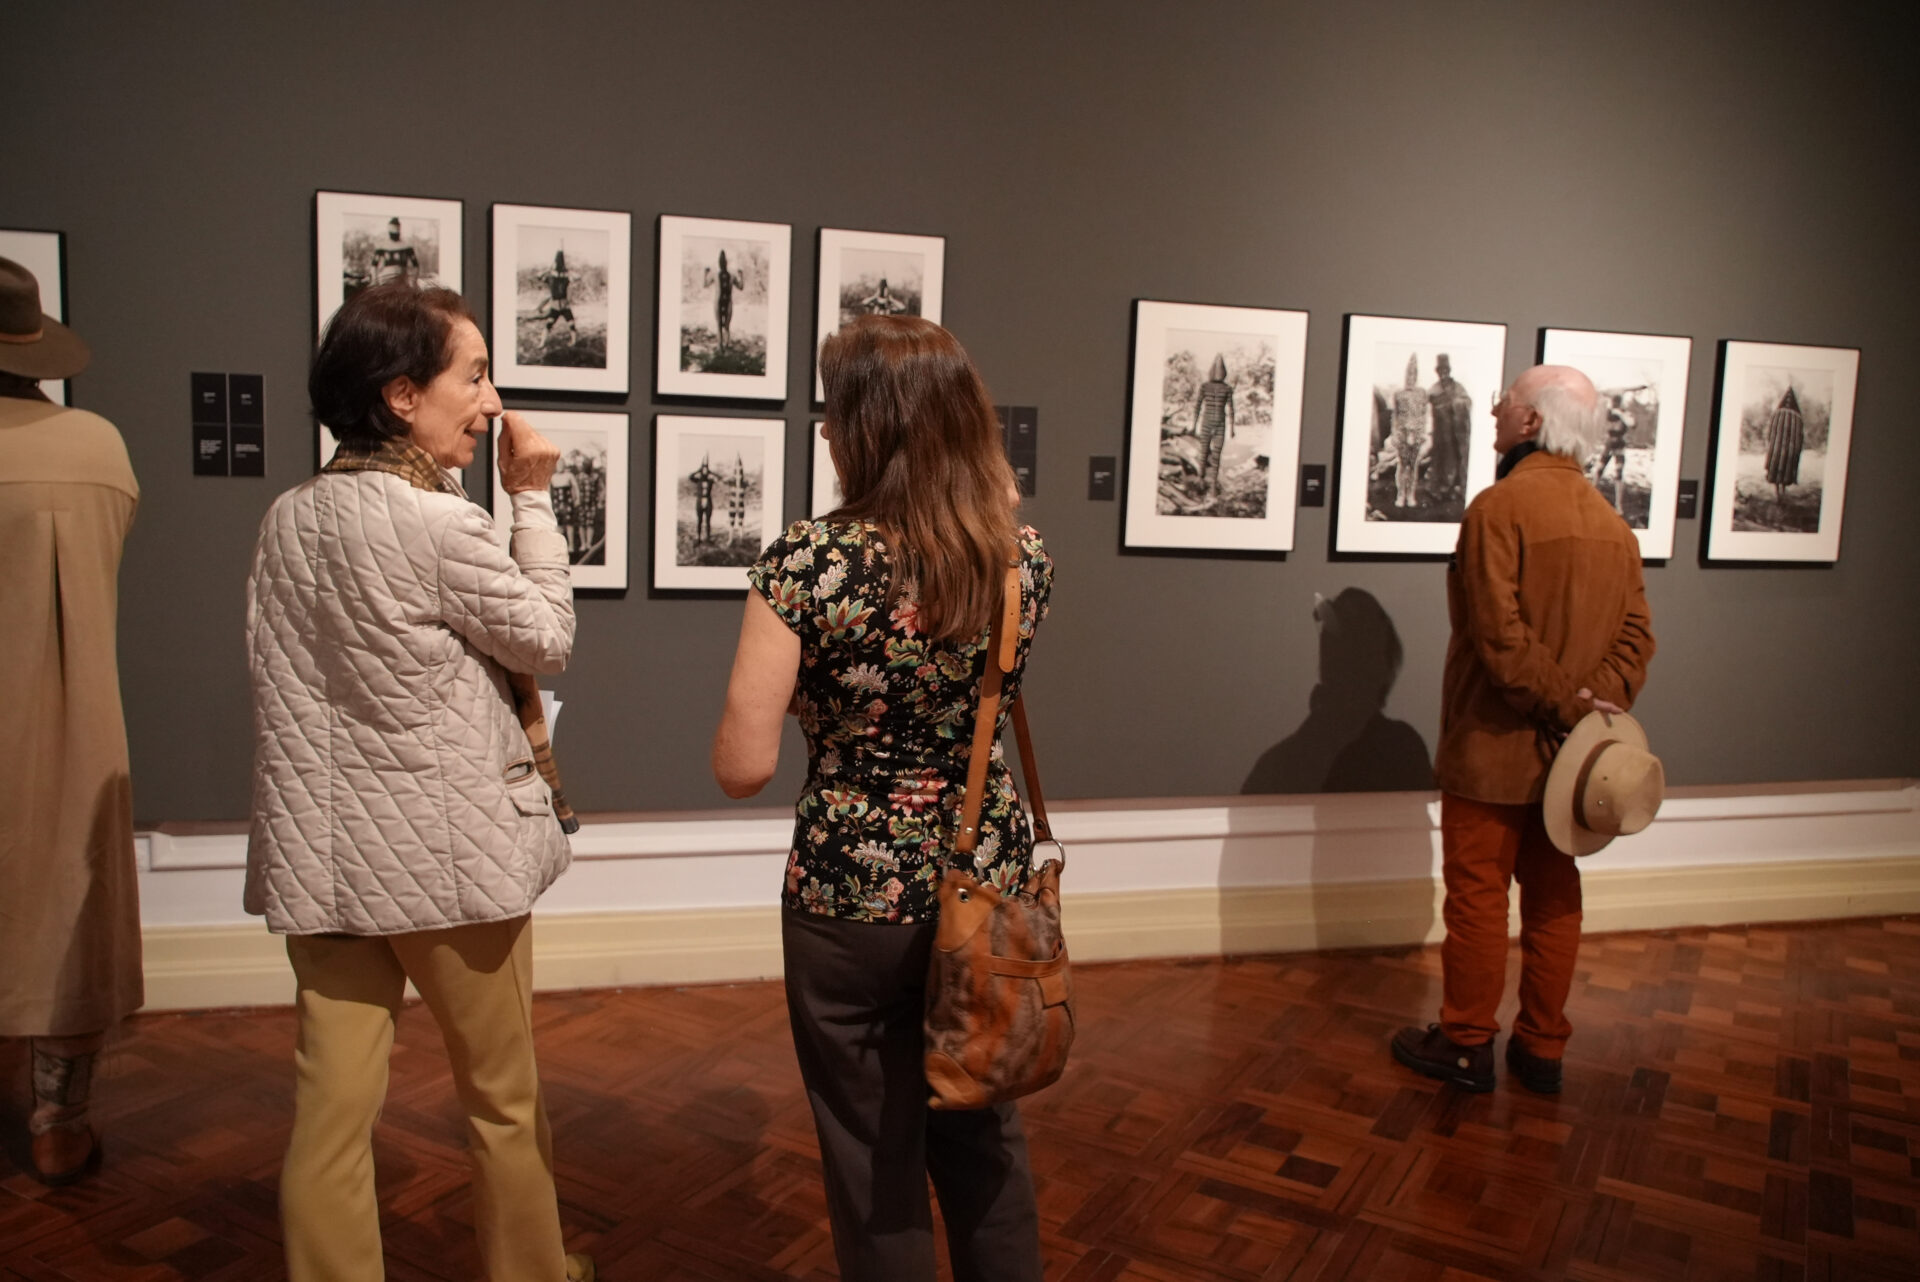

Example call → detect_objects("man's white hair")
1518 366 1603 460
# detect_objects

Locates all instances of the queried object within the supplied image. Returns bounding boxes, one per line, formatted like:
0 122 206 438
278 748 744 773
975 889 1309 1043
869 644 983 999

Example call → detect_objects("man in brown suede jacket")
1393 364 1655 1094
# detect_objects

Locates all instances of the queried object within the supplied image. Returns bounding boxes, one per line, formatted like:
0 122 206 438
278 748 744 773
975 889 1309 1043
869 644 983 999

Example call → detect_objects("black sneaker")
1391 1024 1494 1092
1505 1039 1564 1094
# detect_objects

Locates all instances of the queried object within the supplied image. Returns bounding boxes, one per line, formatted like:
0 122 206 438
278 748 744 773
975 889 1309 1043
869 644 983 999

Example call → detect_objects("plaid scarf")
323 433 578 834
321 434 462 494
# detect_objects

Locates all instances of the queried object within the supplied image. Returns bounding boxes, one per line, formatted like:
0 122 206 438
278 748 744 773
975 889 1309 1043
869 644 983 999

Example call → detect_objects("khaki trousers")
281 915 566 1282
1438 792 1584 1057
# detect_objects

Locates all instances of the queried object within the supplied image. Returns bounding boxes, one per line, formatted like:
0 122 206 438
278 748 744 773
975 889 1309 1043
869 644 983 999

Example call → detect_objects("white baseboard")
139 854 1920 1014
135 781 1920 1011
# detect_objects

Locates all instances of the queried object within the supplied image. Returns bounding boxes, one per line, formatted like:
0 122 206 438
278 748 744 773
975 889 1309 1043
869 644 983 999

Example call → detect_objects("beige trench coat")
0 397 143 1036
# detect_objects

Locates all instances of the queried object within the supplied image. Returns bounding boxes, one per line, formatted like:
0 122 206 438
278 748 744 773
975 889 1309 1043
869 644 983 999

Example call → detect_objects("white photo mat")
0 228 69 405
1122 299 1308 553
809 419 841 516
491 410 630 591
655 215 791 400
1539 327 1694 560
813 228 946 402
489 203 631 394
1334 314 1507 556
652 414 786 591
1705 340 1859 563
315 191 463 335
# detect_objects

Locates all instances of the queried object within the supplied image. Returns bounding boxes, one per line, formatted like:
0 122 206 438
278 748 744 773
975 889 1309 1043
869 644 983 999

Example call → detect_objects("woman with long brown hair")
713 315 1050 1281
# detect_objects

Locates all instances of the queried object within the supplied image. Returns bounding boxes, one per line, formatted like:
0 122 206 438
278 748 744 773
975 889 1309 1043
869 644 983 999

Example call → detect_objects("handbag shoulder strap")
956 561 1023 856
1009 697 1051 845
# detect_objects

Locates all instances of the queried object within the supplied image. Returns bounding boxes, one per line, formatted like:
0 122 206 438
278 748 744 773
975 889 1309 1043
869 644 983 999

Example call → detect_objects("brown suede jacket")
1435 450 1655 805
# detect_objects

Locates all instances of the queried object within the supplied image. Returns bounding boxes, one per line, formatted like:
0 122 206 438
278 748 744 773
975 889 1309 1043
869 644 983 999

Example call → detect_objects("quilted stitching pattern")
244 473 576 935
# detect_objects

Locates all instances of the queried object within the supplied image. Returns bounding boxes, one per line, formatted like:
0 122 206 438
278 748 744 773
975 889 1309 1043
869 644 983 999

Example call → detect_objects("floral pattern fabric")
747 520 1052 922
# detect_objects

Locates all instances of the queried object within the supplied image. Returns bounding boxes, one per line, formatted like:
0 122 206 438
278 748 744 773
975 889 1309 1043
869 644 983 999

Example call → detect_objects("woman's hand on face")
498 411 561 494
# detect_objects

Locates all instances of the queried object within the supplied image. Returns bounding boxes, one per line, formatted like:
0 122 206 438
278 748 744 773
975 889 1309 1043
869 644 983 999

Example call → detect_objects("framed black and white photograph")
652 415 785 591
489 204 631 394
1538 328 1693 560
315 191 462 334
655 215 791 400
809 419 842 516
813 228 945 402
1706 340 1859 562
491 410 630 591
0 228 68 405
1334 314 1506 555
1121 300 1308 554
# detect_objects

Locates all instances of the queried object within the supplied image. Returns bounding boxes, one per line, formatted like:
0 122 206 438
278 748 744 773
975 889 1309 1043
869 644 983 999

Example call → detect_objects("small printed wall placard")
1539 327 1694 560
1122 299 1308 554
656 215 791 400
490 203 632 394
1334 314 1506 556
314 191 462 334
652 414 786 591
1705 340 1859 563
491 410 630 591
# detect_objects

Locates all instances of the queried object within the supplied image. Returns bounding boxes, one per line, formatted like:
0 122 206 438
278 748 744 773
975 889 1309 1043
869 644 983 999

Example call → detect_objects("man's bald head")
1506 364 1603 460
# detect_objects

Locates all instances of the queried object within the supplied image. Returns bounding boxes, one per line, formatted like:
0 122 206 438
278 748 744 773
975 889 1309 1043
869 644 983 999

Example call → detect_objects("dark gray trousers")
782 908 1044 1282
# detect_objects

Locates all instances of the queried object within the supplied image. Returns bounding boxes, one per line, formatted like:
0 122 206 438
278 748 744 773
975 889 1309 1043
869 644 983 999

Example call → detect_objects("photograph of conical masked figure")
1157 331 1276 518
1731 366 1832 534
1364 349 1475 523
676 431 767 568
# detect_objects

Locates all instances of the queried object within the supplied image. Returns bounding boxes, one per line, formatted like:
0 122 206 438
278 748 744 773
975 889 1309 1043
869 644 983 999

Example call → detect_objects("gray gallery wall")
4 1 1916 824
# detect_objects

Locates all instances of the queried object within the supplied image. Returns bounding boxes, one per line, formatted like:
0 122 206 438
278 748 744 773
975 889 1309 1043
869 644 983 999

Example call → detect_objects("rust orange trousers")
1439 792 1583 1058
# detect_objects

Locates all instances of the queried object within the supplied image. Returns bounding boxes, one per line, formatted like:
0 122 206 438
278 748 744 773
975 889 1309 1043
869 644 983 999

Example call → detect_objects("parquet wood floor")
4 917 1918 1280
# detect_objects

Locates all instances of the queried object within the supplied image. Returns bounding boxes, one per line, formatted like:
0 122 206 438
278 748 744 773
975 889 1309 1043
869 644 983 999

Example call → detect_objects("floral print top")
747 520 1053 923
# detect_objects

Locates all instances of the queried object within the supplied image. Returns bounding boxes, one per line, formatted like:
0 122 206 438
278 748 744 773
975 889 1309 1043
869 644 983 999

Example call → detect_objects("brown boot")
31 1118 101 1186
30 1036 104 1186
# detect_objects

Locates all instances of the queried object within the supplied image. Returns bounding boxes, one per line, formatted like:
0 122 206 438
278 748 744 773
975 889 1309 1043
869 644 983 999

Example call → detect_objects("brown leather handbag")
923 563 1073 1110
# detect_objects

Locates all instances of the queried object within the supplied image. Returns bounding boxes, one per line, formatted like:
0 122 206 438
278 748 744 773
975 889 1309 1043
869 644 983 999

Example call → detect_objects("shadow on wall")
1223 588 1438 955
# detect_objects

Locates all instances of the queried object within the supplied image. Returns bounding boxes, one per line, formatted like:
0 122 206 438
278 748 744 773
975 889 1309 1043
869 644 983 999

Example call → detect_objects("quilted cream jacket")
244 470 576 935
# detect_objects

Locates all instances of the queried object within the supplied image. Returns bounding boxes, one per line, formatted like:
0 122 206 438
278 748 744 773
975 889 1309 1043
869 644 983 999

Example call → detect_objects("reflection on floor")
4 916 1917 1279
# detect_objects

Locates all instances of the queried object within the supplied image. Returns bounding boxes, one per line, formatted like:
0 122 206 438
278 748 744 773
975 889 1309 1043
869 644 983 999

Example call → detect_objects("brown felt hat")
0 256 88 380
1543 709 1665 857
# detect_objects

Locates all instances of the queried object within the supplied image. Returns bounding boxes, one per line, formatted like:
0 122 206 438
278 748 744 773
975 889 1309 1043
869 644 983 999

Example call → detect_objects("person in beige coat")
246 283 592 1281
0 256 141 1186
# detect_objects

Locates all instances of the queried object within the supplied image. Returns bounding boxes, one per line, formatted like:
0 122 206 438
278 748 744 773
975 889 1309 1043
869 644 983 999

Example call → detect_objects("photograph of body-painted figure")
658 216 792 400
1123 299 1307 553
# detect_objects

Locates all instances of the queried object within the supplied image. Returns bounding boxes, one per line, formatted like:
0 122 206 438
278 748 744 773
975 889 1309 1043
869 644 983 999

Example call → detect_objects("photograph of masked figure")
812 228 944 401
489 204 632 394
652 414 785 590
657 215 791 400
491 410 629 590
1705 340 1859 562
1334 314 1505 555
314 191 461 333
1539 327 1693 560
1122 299 1307 554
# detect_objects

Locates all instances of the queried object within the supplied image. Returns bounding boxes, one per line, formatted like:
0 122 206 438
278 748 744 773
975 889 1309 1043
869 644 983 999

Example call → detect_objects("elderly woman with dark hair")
245 282 593 1281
